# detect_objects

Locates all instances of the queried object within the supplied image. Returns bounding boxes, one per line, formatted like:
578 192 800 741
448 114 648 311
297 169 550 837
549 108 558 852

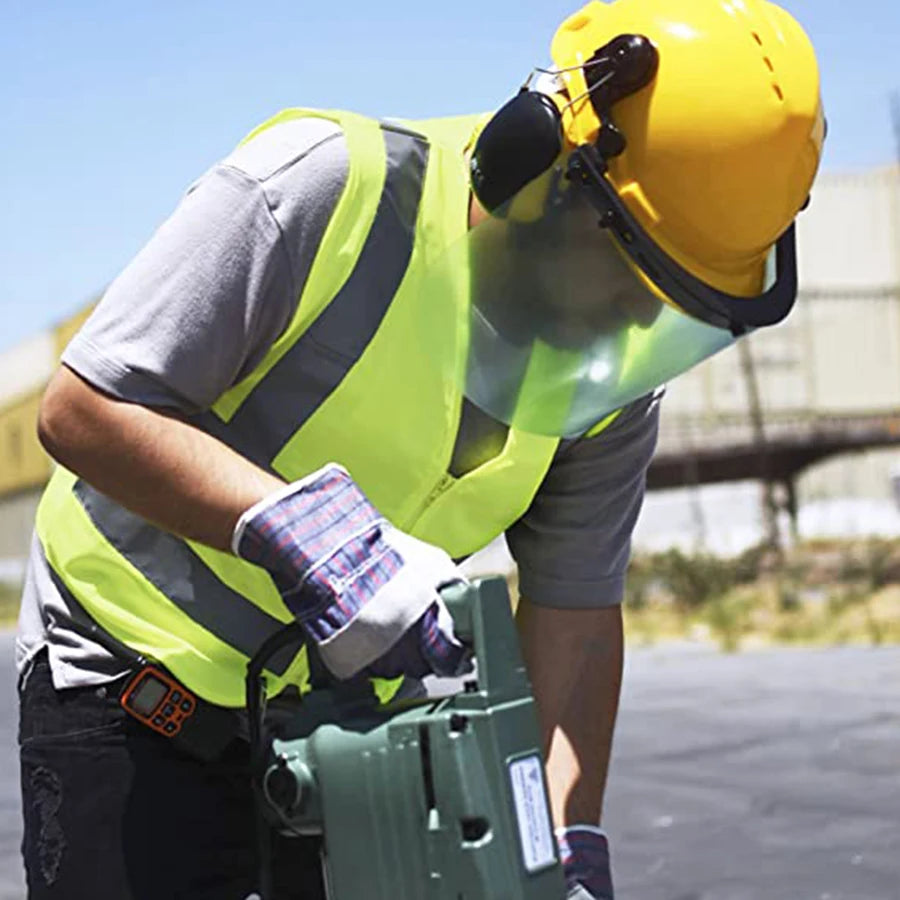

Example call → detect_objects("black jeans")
18 650 326 899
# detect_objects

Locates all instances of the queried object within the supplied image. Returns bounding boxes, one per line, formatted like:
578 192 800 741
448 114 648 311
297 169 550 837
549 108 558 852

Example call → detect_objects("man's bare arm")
38 366 285 552
516 595 624 827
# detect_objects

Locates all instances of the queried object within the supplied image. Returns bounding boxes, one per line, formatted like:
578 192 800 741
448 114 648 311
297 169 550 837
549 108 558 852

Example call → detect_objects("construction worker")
16 0 823 897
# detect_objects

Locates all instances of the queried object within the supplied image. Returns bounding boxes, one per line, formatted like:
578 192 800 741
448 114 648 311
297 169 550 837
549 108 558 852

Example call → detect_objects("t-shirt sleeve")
506 390 661 608
62 118 349 414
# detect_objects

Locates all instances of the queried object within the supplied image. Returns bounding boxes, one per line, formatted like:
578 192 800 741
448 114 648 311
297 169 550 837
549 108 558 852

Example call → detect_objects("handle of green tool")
440 580 475 643
440 577 531 700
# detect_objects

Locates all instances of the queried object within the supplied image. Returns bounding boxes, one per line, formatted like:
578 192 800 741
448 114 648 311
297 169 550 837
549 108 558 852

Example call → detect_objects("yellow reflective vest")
36 108 615 706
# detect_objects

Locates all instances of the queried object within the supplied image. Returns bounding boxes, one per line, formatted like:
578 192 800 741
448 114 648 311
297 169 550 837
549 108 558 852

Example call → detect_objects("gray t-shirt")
17 116 659 689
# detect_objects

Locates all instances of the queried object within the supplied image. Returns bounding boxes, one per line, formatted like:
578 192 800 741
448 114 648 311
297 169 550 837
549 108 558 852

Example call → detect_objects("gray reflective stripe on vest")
195 125 430 468
73 481 299 675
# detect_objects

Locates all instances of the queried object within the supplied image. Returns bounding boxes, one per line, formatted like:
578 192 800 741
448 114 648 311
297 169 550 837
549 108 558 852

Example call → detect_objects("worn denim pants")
18 650 325 899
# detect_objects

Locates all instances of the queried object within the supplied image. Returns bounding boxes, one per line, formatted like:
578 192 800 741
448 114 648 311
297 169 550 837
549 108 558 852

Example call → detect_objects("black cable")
245 623 306 900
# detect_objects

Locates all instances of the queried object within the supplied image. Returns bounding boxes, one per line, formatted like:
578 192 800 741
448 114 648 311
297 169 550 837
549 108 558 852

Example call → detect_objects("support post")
737 337 781 555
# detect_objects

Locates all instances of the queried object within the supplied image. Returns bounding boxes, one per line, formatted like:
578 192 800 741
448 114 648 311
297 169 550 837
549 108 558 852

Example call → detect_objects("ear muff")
470 91 564 213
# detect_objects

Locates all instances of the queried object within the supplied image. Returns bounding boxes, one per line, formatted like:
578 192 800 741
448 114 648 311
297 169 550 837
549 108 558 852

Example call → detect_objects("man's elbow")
37 367 100 467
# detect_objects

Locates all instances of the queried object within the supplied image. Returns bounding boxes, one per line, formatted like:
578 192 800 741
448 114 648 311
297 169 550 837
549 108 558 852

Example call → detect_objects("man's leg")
19 650 324 899
515 598 624 827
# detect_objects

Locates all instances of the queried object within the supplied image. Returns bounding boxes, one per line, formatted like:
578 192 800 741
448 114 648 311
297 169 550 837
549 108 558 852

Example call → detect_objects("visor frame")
568 144 798 336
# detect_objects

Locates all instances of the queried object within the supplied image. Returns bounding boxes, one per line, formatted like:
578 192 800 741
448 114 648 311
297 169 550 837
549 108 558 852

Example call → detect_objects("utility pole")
737 337 781 555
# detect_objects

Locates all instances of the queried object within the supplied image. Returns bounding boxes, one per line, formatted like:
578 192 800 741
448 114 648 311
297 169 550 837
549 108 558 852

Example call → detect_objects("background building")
0 306 92 582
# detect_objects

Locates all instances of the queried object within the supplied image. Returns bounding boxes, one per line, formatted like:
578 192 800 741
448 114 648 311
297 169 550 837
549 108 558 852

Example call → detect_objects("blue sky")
1 0 898 352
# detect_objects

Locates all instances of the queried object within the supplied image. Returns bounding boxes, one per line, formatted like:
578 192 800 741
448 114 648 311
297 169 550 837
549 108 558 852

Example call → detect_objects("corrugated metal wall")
662 287 900 429
797 167 900 291
0 329 57 504
0 391 51 496
660 166 900 446
0 490 41 582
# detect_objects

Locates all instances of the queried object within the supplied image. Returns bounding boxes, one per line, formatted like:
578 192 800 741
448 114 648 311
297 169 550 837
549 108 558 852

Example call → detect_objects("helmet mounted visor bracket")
568 33 800 337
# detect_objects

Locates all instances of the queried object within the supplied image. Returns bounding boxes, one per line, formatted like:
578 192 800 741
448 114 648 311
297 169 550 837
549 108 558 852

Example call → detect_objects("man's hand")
234 464 472 680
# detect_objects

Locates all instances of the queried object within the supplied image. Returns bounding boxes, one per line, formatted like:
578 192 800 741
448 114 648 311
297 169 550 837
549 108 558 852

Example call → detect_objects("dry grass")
0 582 21 627
623 539 900 652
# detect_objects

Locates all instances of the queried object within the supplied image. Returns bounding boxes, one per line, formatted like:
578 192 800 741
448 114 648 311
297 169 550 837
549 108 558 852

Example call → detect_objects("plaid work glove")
556 827 614 900
233 464 472 681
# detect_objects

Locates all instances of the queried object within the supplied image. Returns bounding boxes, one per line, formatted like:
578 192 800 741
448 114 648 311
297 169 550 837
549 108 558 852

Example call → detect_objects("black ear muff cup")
470 92 564 212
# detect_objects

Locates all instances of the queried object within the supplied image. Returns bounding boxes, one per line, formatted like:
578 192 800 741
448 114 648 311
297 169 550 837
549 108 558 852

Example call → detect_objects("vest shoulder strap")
213 109 389 422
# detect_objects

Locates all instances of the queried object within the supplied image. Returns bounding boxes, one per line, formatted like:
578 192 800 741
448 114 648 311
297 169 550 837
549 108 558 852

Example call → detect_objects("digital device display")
129 676 169 716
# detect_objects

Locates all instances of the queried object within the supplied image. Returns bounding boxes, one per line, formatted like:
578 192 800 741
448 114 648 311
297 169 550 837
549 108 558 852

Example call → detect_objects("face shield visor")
441 171 740 438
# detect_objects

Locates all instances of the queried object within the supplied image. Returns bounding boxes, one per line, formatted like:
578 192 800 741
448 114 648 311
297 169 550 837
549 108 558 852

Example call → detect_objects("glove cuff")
232 463 350 559
420 596 473 677
233 464 388 601
231 463 350 562
556 826 613 900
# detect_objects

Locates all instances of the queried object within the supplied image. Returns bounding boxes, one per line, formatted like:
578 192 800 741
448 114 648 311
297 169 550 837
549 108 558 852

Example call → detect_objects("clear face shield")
436 171 738 438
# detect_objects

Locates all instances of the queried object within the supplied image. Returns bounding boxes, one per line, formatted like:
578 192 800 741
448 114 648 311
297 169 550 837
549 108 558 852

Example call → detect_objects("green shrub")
776 579 802 613
732 542 771 583
623 556 656 610
860 539 900 589
650 548 737 611
704 589 755 652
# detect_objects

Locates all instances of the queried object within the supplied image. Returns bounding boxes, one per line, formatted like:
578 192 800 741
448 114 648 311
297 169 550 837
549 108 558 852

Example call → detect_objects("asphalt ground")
0 633 23 900
605 643 900 900
0 632 897 899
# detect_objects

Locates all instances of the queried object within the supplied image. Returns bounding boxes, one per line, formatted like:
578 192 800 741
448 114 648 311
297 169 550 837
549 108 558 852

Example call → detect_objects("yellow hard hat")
551 0 824 298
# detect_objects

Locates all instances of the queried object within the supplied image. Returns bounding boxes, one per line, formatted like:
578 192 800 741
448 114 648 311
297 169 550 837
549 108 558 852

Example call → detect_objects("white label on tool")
509 754 556 873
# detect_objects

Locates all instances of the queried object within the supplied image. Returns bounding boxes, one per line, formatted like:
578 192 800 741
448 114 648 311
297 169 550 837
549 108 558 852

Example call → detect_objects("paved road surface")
606 643 900 900
0 633 23 900
1 633 897 898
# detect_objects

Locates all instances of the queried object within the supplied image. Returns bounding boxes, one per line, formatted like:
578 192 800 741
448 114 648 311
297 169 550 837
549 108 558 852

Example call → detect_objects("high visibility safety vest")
36 108 617 707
